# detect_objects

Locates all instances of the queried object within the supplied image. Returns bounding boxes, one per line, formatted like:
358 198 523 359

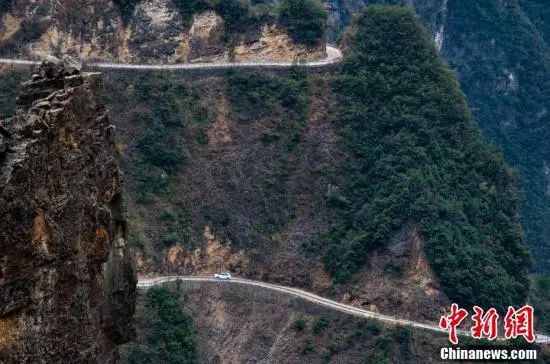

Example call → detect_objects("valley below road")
138 276 550 345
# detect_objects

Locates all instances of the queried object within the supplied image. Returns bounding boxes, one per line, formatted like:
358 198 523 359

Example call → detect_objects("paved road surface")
0 45 342 70
138 275 550 345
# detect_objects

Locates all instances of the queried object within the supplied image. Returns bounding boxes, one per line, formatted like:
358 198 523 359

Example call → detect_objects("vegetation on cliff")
122 286 197 364
113 0 137 21
227 67 309 151
0 68 25 119
115 0 256 34
110 72 216 204
529 274 550 333
323 6 531 309
101 67 314 254
279 0 328 45
437 0 550 273
330 0 550 274
114 0 326 45
0 0 10 16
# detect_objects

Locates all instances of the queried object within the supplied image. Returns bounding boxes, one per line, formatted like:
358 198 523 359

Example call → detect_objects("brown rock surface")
0 1 325 63
0 56 136 363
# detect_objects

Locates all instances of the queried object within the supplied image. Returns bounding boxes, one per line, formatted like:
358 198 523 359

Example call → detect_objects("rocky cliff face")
0 57 136 363
0 0 325 63
325 0 448 41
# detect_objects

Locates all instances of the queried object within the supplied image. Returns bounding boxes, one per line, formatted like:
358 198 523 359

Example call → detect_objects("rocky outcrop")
337 226 448 320
232 24 327 62
156 226 249 275
0 57 136 363
0 0 326 63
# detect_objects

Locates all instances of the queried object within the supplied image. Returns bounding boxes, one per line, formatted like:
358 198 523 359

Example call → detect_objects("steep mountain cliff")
0 0 536 331
0 1 543 361
82 6 527 318
0 57 136 363
0 0 326 63
327 0 550 273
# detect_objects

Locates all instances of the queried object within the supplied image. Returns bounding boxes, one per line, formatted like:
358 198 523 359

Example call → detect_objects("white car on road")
214 272 232 280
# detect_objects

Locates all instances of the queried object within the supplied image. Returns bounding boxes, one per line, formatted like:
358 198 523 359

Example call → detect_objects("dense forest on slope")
326 0 550 273
439 0 550 273
530 275 550 333
324 6 530 309
120 286 198 364
0 4 533 314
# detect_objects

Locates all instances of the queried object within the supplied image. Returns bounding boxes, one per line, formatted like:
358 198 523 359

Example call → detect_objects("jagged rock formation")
0 57 136 363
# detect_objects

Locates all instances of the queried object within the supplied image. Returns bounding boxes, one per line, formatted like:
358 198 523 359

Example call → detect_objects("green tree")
113 0 139 21
325 5 531 310
122 287 198 364
529 274 550 333
278 0 327 46
0 0 10 14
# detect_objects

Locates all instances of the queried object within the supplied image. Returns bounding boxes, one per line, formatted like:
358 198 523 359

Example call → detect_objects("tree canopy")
278 0 327 46
325 6 531 310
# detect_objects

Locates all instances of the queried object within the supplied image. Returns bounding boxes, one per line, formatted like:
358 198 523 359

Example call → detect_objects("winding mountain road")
0 45 342 70
138 276 550 345
3 43 546 345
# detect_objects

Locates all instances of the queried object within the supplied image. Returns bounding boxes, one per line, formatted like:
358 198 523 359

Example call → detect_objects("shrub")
134 163 170 203
390 326 412 354
173 0 213 28
213 0 251 35
0 0 11 15
159 207 192 247
529 274 550 332
366 320 381 336
137 127 184 173
122 287 198 364
278 0 327 46
113 0 139 22
227 68 309 151
384 263 404 278
299 338 315 354
293 317 307 331
313 317 329 335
